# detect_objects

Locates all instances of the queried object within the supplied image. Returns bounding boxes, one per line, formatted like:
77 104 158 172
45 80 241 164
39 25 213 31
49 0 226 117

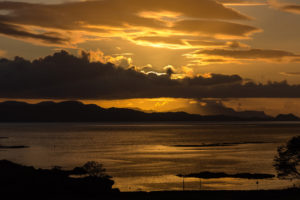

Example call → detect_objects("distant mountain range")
0 101 298 122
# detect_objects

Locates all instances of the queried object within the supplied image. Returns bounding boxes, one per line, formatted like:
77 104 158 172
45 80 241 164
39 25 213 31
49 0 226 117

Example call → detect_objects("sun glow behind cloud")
1 0 299 72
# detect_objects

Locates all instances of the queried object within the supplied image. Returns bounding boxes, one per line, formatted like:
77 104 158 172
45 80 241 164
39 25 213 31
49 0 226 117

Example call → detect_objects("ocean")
1 122 299 191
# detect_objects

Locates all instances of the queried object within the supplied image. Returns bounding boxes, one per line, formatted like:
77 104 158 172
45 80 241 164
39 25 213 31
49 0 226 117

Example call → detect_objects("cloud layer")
0 0 259 48
185 48 300 64
0 22 67 45
219 0 267 5
269 0 300 14
1 51 300 99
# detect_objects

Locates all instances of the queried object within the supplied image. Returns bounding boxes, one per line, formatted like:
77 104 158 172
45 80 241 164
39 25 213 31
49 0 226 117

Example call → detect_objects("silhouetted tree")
71 166 87 176
83 161 107 178
52 166 62 171
274 136 300 179
166 67 174 77
0 160 117 194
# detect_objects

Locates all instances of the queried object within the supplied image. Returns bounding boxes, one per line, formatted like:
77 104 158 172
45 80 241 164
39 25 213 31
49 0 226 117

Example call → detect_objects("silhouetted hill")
275 114 299 121
171 101 271 120
0 101 297 122
0 159 117 194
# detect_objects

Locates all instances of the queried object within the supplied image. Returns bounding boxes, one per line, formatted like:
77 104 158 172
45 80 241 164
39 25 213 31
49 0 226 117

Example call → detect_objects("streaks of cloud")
185 48 300 65
219 0 267 6
268 0 300 15
0 0 259 49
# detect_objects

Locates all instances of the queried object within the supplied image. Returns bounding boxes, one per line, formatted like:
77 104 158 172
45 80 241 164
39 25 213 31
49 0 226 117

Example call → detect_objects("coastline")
6 189 300 200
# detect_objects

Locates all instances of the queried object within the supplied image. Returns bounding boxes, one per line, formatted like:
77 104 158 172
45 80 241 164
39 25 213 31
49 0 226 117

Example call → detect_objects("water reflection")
1 122 300 191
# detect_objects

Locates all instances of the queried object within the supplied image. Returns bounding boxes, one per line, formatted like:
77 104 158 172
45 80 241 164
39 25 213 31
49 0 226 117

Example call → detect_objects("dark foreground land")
1 160 300 200
5 189 300 200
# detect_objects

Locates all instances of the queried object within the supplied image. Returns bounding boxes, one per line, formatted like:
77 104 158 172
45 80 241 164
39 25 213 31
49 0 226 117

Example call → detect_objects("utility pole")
199 178 202 190
182 176 185 191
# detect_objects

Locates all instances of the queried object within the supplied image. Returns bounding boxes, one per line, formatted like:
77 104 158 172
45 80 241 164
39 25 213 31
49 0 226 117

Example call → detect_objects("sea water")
0 122 299 191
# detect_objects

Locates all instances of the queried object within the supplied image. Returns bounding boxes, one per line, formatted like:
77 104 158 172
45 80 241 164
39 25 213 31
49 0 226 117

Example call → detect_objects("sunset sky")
1 0 300 116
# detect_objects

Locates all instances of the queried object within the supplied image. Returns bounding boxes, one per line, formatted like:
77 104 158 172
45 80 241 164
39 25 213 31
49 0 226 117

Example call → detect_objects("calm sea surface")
1 122 300 191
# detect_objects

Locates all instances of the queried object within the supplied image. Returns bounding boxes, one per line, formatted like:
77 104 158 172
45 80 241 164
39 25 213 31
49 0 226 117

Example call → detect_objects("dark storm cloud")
193 48 300 63
182 74 242 86
0 22 67 44
197 48 299 59
1 51 300 99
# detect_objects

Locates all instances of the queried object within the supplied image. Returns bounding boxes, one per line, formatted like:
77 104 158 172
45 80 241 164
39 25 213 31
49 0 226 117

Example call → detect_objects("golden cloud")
172 20 261 39
82 49 133 68
185 48 300 65
268 0 300 14
219 0 267 6
0 0 258 49
280 72 300 77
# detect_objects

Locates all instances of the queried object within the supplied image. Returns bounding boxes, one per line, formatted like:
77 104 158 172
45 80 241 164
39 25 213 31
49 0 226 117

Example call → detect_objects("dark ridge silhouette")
173 141 268 148
275 114 299 121
171 100 271 119
178 172 275 179
0 160 118 195
0 100 297 122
